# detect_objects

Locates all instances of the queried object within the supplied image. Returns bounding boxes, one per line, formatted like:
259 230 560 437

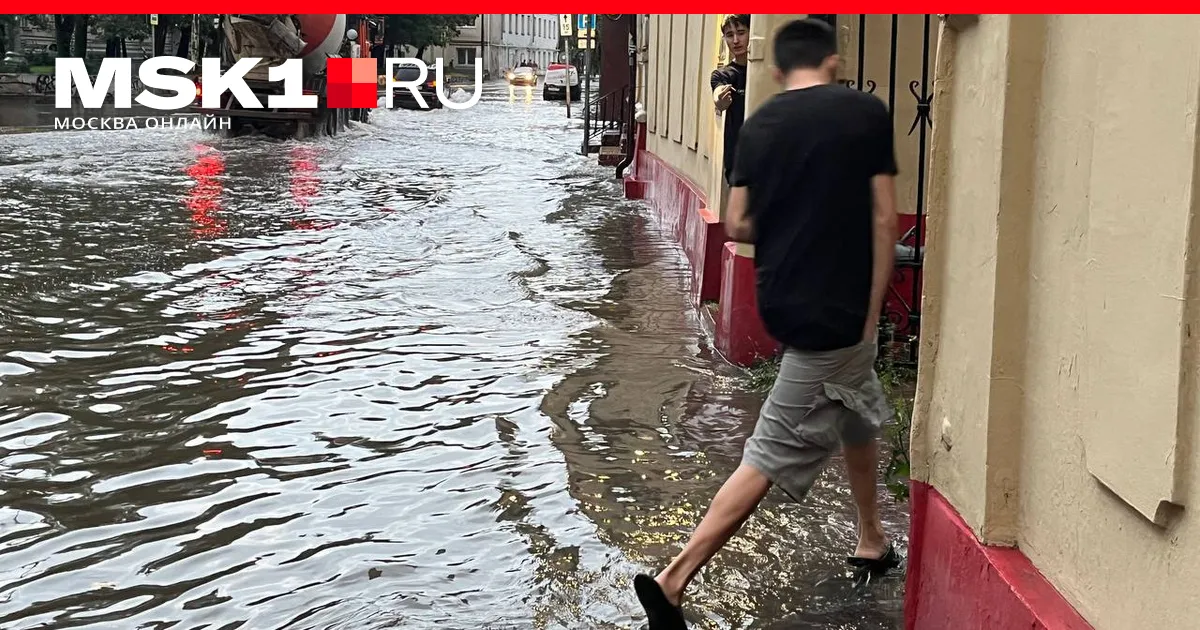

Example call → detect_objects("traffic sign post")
580 14 594 156
149 14 158 57
563 37 572 119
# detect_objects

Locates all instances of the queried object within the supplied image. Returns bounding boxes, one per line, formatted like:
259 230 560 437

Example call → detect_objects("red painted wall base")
906 481 1094 630
631 147 778 366
715 242 780 365
687 207 727 305
624 176 646 200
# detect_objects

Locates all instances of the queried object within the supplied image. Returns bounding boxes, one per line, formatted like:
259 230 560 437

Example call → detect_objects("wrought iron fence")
825 13 934 367
581 84 633 155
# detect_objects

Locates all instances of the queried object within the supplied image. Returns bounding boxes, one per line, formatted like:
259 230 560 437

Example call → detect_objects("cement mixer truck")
188 14 367 138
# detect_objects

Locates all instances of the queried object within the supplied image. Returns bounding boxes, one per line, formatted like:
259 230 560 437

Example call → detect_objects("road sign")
576 14 595 30
149 14 158 26
576 38 596 50
559 14 573 37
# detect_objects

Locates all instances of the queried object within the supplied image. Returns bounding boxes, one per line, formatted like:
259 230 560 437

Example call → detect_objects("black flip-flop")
845 543 901 584
634 574 687 630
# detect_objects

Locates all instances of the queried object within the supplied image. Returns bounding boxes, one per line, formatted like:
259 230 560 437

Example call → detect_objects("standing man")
634 18 900 630
372 35 387 75
711 14 750 186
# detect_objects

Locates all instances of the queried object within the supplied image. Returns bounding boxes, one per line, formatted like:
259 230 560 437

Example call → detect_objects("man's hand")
723 186 753 243
714 84 734 112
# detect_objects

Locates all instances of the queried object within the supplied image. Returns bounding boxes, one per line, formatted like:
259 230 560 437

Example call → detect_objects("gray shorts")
742 338 894 502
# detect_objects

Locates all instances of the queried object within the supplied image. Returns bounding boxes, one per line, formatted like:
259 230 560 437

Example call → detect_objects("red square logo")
326 58 377 109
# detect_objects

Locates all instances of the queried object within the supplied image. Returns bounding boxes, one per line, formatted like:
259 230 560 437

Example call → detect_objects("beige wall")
642 14 723 200
912 14 1200 628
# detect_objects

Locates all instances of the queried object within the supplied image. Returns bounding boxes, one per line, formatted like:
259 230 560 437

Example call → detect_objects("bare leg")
654 463 773 606
843 437 888 558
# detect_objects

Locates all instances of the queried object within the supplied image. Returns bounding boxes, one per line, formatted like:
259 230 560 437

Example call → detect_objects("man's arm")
711 68 734 113
724 186 753 243
724 115 759 242
864 105 900 343
864 175 898 342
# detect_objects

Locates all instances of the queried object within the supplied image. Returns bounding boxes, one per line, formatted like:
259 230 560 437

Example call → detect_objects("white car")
542 64 580 101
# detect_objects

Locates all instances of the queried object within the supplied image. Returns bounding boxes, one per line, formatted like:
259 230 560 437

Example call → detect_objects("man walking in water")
634 18 900 629
711 14 750 186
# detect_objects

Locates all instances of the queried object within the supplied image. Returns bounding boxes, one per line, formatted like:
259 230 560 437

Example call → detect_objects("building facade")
424 14 561 77
907 13 1200 630
625 12 1200 629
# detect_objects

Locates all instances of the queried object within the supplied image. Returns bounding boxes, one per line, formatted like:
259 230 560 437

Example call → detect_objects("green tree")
0 16 15 55
90 14 148 57
384 14 476 60
72 14 89 57
0 15 44 56
54 15 73 57
48 15 91 59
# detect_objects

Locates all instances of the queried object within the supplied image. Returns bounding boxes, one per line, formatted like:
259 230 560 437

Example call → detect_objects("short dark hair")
722 14 750 33
773 18 837 73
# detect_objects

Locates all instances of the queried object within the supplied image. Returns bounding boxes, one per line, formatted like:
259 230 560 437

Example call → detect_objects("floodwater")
0 81 907 630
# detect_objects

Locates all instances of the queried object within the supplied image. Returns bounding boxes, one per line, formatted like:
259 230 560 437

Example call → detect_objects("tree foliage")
0 14 48 54
0 16 19 55
384 14 477 56
90 15 150 41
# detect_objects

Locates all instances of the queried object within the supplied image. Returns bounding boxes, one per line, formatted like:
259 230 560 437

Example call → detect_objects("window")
457 47 476 65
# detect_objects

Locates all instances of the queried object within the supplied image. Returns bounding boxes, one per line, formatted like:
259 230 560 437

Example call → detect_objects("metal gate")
819 14 934 367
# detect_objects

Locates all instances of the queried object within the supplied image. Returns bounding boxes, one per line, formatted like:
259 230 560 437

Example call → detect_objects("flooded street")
0 82 906 630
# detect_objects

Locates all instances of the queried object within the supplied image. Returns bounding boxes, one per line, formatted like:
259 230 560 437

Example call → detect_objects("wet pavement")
0 80 907 629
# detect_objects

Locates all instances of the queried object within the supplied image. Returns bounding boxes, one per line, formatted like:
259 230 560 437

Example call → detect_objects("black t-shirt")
710 63 747 183
730 83 898 352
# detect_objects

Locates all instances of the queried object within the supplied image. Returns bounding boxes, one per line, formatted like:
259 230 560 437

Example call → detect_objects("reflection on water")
185 145 227 240
0 81 906 629
508 83 536 104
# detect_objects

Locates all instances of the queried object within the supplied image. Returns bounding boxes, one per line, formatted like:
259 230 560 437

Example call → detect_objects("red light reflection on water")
290 146 320 210
185 144 227 239
289 146 337 231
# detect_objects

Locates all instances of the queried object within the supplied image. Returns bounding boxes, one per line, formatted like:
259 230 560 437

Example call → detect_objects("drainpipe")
615 15 638 179
580 15 593 156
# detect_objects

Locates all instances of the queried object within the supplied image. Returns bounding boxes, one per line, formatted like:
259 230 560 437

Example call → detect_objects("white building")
426 14 561 78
